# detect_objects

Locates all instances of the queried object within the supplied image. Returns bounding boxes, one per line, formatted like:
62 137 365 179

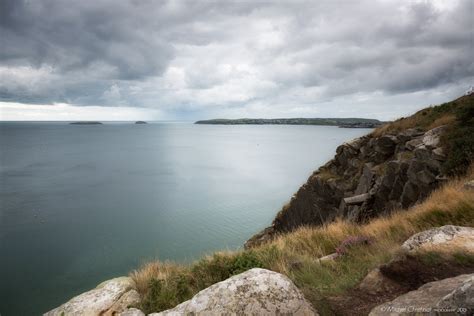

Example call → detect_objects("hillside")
195 118 383 128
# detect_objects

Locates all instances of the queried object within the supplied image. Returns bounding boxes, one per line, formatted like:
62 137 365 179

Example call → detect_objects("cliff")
246 94 474 248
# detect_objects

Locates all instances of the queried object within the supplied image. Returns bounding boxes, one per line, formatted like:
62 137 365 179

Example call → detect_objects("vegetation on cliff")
245 94 474 247
372 94 474 176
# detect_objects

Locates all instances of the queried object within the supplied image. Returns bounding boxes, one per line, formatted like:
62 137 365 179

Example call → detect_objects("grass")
130 168 474 314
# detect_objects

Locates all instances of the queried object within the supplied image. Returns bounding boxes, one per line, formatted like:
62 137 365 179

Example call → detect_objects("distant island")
69 121 103 125
195 118 384 128
135 121 147 124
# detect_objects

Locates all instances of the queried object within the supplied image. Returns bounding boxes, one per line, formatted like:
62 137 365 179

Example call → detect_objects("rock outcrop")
369 274 473 316
44 277 139 316
354 226 474 315
246 126 448 248
400 225 474 253
151 268 317 316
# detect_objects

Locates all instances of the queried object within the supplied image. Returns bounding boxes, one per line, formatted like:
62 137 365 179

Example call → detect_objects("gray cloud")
0 0 473 119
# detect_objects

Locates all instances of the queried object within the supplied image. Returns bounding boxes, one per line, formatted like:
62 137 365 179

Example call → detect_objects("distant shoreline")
70 121 103 125
195 118 384 128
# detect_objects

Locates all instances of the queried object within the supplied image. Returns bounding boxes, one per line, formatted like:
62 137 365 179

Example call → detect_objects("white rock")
422 126 446 148
317 253 338 263
465 86 474 96
44 277 135 316
120 308 145 316
401 225 474 253
464 180 474 191
437 275 473 311
151 268 317 316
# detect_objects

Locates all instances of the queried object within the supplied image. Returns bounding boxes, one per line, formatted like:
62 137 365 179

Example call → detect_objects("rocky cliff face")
246 125 448 248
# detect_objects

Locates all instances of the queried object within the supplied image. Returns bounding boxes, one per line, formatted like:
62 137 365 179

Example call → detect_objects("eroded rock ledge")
246 126 448 248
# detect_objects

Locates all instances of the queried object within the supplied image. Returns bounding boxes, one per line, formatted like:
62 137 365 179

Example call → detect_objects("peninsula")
69 121 103 125
195 118 384 128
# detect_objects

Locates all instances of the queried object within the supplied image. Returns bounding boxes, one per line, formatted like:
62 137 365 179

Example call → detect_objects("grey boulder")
369 274 473 315
151 268 317 315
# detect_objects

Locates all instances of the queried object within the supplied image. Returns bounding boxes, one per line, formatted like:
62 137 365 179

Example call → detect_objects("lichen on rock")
44 277 137 316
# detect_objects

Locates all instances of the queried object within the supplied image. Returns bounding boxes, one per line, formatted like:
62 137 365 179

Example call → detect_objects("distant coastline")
70 121 103 125
195 118 384 128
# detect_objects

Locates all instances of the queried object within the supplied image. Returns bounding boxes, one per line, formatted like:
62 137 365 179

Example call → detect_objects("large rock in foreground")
151 268 317 316
44 277 138 316
369 274 473 316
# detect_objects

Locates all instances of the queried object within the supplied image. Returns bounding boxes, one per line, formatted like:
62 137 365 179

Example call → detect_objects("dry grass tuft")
130 261 187 297
371 95 470 137
427 114 456 130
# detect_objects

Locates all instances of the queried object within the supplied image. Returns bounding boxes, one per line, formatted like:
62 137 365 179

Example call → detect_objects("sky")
0 0 473 121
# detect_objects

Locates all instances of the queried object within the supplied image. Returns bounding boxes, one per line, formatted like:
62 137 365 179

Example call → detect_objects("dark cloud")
0 0 473 118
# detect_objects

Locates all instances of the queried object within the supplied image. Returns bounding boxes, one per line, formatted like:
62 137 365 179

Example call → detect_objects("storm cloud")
0 0 473 120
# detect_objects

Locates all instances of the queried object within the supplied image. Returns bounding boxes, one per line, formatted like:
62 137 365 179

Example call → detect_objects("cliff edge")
246 94 474 248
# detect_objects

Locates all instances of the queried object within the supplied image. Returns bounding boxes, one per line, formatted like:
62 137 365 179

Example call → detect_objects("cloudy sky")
0 0 473 121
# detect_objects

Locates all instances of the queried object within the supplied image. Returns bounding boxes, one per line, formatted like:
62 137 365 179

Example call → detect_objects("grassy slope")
131 95 474 314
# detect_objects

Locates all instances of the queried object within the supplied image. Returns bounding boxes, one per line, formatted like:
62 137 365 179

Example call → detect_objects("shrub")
231 251 264 274
142 274 193 312
442 98 474 176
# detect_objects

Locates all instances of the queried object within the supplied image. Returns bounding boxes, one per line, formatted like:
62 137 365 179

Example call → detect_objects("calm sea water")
0 122 370 315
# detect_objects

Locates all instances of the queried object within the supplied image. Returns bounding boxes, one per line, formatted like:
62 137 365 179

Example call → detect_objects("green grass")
452 252 474 266
441 98 474 176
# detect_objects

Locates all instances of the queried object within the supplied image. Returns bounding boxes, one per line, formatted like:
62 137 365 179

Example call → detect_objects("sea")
0 122 371 315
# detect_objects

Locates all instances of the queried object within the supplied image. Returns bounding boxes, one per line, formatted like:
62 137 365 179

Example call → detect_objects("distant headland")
135 121 147 124
69 121 103 125
195 118 384 128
